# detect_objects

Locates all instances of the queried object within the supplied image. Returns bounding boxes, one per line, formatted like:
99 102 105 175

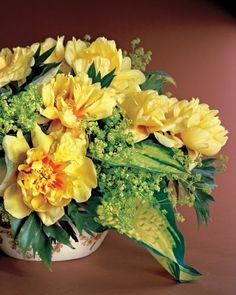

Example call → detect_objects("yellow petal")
2 131 29 165
77 157 97 188
4 183 32 218
38 206 64 226
70 157 97 203
53 131 87 162
181 127 211 155
72 182 92 203
154 132 183 148
31 125 53 153
58 109 77 128
0 156 17 196
127 126 149 143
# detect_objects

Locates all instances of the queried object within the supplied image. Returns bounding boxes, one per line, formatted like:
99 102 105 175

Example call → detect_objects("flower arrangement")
0 36 228 282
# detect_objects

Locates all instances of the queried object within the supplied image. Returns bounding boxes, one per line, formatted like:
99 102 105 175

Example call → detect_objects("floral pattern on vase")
0 226 107 261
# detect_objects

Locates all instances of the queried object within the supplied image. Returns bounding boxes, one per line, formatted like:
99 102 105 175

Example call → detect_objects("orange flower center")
18 154 65 195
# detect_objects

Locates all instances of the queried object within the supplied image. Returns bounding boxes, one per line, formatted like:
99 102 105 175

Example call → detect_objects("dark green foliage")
87 62 116 88
141 71 176 94
43 224 73 249
191 158 217 224
23 45 60 87
66 197 105 236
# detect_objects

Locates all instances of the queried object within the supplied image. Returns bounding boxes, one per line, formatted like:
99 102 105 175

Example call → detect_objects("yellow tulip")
0 47 34 87
2 125 97 226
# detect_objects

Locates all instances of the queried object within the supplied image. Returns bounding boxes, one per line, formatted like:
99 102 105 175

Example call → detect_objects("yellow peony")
179 100 228 155
0 47 34 87
119 90 177 142
31 36 65 64
120 91 228 155
1 125 97 226
65 37 145 94
41 73 118 128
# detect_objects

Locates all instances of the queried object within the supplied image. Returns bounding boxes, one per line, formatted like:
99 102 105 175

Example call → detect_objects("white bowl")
0 226 107 261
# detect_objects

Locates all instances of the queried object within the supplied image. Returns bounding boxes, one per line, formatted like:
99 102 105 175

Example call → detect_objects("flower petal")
154 132 183 148
4 183 32 218
38 206 64 226
2 130 29 165
31 125 53 154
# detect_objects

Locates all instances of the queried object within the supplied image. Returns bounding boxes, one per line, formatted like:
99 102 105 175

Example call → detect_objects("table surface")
0 0 235 294
0 230 235 295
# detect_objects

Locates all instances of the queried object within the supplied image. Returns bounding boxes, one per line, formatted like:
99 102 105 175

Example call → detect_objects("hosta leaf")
97 184 201 282
91 139 187 175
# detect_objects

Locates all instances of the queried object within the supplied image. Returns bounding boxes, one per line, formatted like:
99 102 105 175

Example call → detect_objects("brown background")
0 0 235 294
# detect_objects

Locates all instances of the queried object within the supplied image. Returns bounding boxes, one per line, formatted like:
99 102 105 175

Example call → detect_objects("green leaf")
32 228 52 270
87 62 116 87
43 224 74 249
10 216 27 239
194 189 215 225
33 45 41 60
18 213 41 256
90 139 187 176
34 46 56 67
97 184 201 282
100 69 116 88
87 62 97 82
31 63 61 86
181 158 217 225
59 218 78 242
66 197 105 236
141 71 176 94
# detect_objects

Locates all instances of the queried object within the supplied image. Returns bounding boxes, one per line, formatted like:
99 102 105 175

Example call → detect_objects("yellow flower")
31 36 65 64
155 98 228 155
0 47 34 87
41 73 117 128
120 91 228 155
179 104 228 155
65 37 145 94
31 36 70 73
119 90 177 142
1 125 97 225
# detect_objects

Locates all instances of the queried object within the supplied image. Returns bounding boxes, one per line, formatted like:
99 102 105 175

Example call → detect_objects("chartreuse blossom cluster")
0 86 42 147
0 35 228 282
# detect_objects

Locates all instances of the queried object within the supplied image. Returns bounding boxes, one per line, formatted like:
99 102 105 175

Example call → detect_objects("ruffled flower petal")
38 206 64 226
2 131 29 165
31 125 53 154
4 183 32 218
